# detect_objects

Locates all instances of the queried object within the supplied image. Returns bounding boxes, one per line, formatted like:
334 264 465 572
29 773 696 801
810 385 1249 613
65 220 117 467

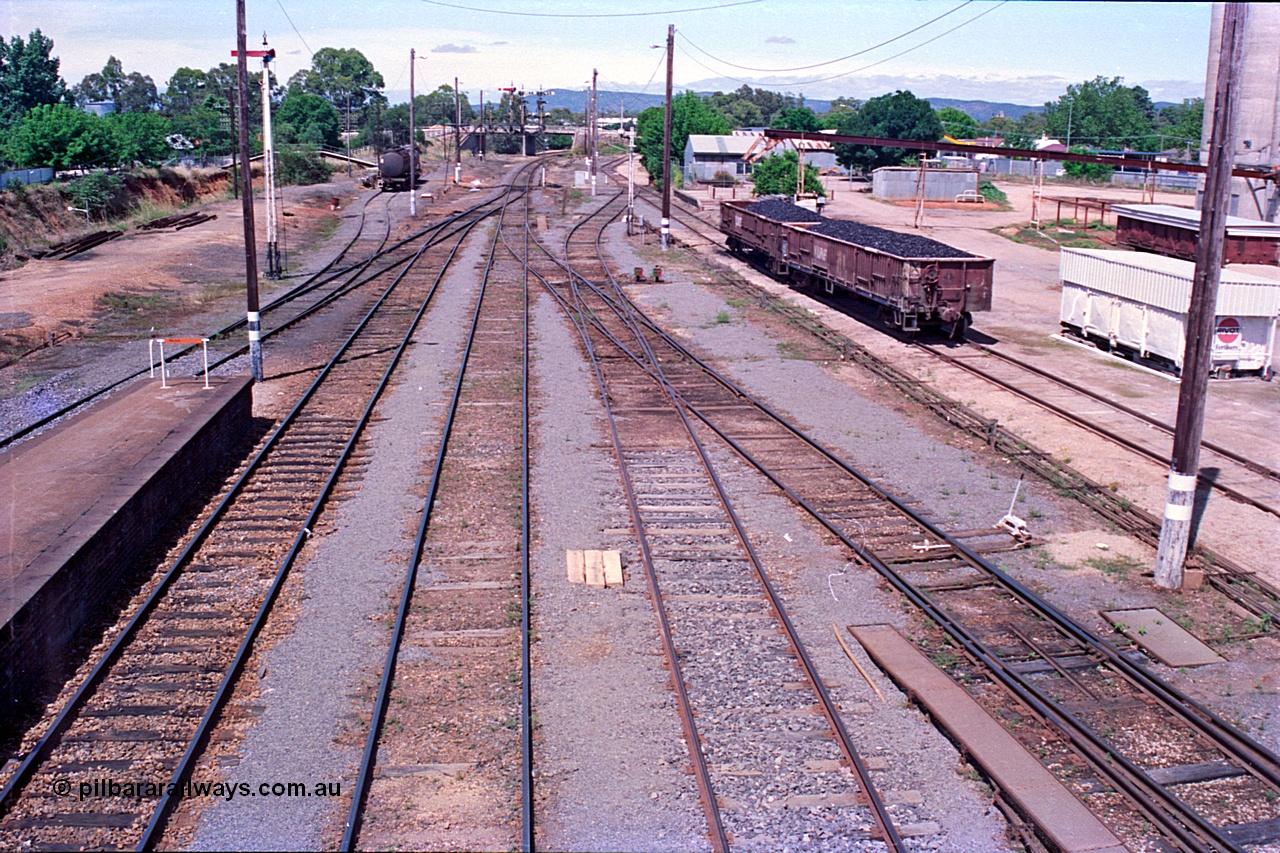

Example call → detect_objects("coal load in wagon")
746 199 822 223
810 219 974 259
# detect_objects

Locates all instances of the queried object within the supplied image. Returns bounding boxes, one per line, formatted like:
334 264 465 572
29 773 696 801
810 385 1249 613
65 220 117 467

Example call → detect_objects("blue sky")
4 1 1212 107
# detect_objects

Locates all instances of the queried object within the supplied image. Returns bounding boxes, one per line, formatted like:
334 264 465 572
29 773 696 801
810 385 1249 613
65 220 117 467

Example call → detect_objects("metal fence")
1 167 54 188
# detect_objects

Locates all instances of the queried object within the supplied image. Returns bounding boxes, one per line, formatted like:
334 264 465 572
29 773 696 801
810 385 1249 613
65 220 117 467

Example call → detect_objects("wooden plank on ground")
848 624 1127 853
584 550 606 588
566 550 585 584
1101 608 1224 667
602 550 623 587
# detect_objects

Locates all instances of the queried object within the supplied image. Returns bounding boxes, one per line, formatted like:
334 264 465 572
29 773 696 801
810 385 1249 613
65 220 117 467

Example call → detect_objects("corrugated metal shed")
686 135 759 156
1060 248 1280 317
1112 204 1280 239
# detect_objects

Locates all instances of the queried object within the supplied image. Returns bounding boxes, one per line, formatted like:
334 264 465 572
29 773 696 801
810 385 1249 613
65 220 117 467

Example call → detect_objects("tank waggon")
378 146 420 191
720 198 994 335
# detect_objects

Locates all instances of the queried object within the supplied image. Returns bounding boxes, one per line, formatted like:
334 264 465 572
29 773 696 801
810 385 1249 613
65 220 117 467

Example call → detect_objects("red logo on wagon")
1215 317 1242 345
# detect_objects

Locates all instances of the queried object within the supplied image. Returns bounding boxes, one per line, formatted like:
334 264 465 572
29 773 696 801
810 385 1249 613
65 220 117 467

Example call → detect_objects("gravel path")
184 224 485 851
528 289 708 852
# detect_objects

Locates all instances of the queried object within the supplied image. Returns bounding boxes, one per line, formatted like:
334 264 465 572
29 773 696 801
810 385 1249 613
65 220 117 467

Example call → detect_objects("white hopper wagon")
1059 248 1280 379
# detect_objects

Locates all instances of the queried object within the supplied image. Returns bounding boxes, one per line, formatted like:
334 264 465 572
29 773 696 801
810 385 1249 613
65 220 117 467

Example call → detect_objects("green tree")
287 47 385 134
1156 98 1203 157
107 111 173 165
162 67 210 116
277 92 341 147
821 96 861 129
635 92 730 187
938 106 979 139
0 29 69 130
774 107 820 132
708 85 801 127
750 150 825 197
1063 145 1115 182
833 90 942 173
73 56 158 112
720 98 764 129
1001 111 1046 150
1044 77 1155 150
8 103 116 169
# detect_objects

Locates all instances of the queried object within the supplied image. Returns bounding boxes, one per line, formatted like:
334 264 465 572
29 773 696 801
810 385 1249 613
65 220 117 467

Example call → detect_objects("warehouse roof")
686 135 759 156
1113 204 1280 238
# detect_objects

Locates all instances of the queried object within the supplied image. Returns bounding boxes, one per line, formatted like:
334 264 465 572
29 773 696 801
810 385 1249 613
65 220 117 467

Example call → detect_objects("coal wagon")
720 198 821 275
720 199 994 334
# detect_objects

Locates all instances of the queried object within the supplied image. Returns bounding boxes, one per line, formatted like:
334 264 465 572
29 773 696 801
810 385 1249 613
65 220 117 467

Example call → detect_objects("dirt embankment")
0 168 231 265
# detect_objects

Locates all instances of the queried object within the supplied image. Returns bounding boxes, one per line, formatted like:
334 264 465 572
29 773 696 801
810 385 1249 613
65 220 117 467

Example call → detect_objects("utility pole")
590 68 598 196
233 0 262 381
454 76 462 185
229 88 239 200
627 109 636 235
409 48 417 218
259 36 280 279
662 23 674 251
1154 2 1248 590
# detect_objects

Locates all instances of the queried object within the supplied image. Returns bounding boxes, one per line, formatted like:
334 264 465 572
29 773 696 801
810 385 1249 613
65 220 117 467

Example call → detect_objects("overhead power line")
275 0 313 57
419 0 762 17
677 1 973 74
675 1 1007 90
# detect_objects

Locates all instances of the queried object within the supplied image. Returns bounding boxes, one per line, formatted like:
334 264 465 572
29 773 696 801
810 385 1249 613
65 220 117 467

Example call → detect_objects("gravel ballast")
528 286 707 851
185 228 485 851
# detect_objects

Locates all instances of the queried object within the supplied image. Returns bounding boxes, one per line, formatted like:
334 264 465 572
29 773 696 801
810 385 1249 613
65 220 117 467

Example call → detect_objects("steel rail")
551 253 1249 853
204 201 506 373
918 341 1280 519
627 191 1280 622
139 204 470 850
528 189 907 851
543 193 1280 851
518 174 535 853
340 162 535 852
972 341 1280 481
0 190 393 452
572 248 1280 789
579 195 906 852
499 195 730 853
0 201 448 834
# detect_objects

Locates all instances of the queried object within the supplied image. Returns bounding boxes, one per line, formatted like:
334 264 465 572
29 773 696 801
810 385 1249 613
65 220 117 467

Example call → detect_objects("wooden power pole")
1154 2 1248 589
234 0 262 382
409 48 416 219
661 23 674 251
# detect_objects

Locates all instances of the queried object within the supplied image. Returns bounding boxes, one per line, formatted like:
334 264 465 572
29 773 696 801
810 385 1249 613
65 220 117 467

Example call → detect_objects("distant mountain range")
534 89 1043 122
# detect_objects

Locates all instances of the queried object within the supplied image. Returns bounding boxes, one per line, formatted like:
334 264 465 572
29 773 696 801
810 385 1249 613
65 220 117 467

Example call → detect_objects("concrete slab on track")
849 623 1127 853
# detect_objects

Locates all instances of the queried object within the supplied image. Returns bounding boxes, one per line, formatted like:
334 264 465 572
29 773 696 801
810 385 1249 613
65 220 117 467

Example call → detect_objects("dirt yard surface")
0 181 353 360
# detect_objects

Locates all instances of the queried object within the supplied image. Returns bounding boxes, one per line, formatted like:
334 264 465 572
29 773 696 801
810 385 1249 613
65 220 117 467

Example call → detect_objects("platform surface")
0 376 250 626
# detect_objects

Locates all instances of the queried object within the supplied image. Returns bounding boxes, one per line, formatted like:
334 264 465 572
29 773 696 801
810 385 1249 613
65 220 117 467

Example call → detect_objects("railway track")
554 188 1280 850
630 182 1280 626
342 159 541 851
525 188 905 851
0 187 506 851
917 340 1280 520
